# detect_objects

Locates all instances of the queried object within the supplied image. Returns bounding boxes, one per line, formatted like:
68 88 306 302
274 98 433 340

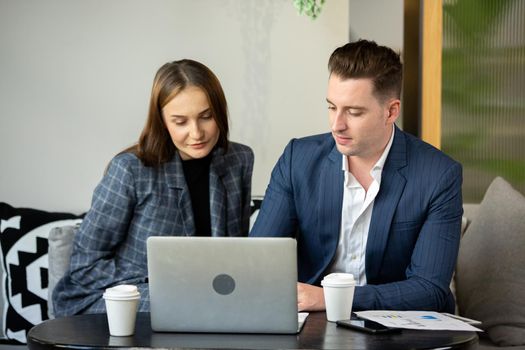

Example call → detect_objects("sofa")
455 177 525 349
0 178 524 349
0 204 83 348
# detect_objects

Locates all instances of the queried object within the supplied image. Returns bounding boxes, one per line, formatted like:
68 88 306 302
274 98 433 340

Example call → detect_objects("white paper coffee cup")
103 284 140 336
321 273 355 322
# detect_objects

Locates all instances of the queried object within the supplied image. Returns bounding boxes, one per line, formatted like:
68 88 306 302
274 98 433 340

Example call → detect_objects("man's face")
327 75 399 161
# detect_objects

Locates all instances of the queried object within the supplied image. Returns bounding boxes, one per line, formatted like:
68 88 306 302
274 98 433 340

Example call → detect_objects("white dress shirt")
329 125 395 285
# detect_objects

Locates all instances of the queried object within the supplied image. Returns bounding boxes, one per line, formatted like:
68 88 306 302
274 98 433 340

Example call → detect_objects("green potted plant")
293 0 326 19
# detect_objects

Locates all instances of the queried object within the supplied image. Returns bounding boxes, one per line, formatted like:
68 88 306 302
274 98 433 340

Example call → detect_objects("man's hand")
297 282 325 311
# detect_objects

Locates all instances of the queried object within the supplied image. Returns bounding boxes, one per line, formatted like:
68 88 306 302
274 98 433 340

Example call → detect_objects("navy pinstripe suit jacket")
53 142 253 316
251 127 462 313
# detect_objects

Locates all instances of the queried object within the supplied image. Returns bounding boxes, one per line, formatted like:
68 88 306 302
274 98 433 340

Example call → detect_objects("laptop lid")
147 236 298 334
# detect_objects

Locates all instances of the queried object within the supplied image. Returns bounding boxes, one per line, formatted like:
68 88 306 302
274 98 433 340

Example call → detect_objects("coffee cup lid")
321 273 355 287
103 284 140 300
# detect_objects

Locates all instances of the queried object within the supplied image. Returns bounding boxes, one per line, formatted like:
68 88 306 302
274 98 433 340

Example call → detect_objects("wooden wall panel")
421 0 442 149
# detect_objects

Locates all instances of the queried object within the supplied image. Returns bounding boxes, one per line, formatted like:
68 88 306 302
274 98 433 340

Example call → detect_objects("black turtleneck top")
182 154 212 236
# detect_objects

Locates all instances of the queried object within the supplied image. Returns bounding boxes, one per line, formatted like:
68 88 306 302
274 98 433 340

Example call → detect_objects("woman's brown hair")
125 59 229 167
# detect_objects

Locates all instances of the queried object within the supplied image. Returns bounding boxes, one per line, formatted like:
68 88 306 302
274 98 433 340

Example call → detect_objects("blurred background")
441 0 525 201
1 0 523 212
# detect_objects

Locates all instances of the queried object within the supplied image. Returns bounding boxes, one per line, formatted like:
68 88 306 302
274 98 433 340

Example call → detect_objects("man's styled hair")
328 39 402 102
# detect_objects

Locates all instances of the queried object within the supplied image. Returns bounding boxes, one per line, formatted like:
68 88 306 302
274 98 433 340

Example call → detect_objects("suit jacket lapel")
366 126 407 282
165 153 195 235
315 143 344 283
209 148 227 237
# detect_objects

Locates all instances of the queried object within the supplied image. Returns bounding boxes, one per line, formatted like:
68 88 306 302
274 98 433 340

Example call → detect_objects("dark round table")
28 312 478 350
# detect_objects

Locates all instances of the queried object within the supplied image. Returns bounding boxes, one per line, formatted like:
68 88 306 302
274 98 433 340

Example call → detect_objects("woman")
53 60 254 316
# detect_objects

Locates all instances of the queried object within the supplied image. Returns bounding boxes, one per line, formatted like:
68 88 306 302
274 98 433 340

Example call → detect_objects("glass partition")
442 0 525 202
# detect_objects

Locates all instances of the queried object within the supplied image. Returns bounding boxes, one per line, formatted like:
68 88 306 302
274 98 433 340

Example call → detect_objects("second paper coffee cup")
103 284 141 336
321 273 355 322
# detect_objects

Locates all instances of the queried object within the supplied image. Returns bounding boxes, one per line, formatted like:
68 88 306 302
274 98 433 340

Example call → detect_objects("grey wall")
0 0 349 212
348 0 403 51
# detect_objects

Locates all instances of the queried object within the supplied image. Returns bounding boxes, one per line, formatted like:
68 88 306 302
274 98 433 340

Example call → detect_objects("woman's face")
162 86 220 160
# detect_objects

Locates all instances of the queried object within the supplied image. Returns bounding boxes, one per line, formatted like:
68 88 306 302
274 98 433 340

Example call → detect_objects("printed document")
354 311 483 332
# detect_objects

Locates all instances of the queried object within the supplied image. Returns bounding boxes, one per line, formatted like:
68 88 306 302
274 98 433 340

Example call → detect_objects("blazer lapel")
315 144 344 283
165 153 195 235
209 149 227 237
366 126 408 282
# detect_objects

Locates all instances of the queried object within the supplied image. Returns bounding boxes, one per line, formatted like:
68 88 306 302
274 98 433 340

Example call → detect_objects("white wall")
348 0 403 51
347 0 404 126
0 0 349 213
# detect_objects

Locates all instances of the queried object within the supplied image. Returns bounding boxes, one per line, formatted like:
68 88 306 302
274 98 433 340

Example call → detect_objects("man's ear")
386 99 401 123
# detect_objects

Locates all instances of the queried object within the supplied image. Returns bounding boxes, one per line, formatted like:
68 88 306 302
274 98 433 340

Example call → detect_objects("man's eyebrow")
325 99 366 110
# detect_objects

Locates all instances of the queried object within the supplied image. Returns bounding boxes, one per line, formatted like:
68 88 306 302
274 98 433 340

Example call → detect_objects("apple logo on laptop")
212 274 235 295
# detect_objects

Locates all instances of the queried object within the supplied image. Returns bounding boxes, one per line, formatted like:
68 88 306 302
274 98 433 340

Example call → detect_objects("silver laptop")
147 236 300 334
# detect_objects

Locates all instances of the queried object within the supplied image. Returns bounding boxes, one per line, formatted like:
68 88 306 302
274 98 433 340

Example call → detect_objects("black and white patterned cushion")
0 202 82 344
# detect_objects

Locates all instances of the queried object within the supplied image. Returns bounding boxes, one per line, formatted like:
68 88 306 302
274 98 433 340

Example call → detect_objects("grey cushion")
456 177 525 346
47 224 79 319
462 203 479 231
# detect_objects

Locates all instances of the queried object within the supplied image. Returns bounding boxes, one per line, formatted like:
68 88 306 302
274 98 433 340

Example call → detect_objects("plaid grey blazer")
52 142 253 316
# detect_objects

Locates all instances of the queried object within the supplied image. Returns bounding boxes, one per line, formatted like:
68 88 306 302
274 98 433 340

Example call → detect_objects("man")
250 40 462 313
